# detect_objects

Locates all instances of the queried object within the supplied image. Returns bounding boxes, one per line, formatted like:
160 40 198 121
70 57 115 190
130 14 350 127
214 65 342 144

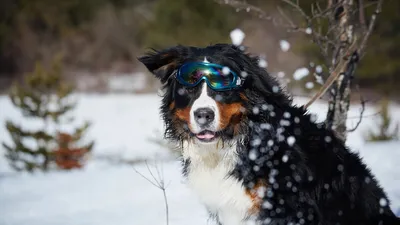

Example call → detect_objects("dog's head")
139 44 290 146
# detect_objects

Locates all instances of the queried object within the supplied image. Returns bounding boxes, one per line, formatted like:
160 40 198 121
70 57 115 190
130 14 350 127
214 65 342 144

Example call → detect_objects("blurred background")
0 0 399 225
0 0 399 97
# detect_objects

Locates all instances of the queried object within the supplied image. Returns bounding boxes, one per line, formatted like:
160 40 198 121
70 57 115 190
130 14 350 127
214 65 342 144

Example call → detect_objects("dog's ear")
138 46 187 83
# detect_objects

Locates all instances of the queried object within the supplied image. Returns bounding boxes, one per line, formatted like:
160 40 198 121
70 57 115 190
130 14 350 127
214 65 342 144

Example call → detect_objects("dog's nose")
194 108 215 126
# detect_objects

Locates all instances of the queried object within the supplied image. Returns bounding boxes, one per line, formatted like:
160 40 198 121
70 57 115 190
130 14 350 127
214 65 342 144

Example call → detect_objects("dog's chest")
184 149 255 225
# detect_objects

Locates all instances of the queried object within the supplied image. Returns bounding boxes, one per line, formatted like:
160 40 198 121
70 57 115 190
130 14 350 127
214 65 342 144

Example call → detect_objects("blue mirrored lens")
177 62 236 90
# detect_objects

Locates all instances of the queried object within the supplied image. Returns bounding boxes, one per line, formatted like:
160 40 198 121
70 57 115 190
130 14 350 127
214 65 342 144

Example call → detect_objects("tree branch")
358 0 383 57
304 40 358 108
134 161 170 225
347 85 366 132
358 0 368 32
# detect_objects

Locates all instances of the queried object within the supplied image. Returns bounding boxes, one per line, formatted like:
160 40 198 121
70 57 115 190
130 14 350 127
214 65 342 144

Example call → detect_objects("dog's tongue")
196 131 215 139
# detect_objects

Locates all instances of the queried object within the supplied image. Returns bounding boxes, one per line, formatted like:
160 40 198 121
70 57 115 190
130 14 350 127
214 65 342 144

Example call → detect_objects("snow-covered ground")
0 93 399 225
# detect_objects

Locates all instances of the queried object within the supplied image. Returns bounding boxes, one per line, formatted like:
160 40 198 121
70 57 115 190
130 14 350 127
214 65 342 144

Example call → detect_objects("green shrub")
366 98 399 142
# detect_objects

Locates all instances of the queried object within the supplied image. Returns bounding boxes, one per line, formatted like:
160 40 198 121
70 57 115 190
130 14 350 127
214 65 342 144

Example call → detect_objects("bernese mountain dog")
138 44 399 225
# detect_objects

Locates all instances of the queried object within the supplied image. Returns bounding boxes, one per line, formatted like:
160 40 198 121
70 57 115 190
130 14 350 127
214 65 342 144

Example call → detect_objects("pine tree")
2 56 94 172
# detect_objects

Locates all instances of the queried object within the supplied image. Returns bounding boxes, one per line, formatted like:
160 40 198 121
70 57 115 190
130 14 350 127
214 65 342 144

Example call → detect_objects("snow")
286 136 296 146
305 81 315 89
293 67 310 80
107 73 147 93
258 58 268 68
0 93 400 225
230 28 245 46
279 40 291 52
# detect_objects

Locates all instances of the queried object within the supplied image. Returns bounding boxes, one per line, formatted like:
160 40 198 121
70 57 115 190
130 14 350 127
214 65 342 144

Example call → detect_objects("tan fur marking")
217 102 244 130
175 106 191 124
239 93 249 101
245 181 267 215
169 102 175 110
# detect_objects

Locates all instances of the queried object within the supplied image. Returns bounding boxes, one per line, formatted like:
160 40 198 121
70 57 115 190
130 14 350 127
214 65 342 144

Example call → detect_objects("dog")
138 44 400 225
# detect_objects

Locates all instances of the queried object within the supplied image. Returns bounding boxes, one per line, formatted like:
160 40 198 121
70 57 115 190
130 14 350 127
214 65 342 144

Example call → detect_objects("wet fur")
139 44 400 225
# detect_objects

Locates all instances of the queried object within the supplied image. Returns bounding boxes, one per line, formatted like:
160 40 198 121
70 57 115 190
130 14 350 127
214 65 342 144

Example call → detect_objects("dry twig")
134 161 170 225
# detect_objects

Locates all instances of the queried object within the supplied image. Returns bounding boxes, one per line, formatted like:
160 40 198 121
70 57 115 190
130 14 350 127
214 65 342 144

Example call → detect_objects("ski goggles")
175 62 244 91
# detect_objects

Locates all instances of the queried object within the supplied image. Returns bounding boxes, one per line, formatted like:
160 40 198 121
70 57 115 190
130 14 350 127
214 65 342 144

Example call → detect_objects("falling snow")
280 119 291 127
316 65 323 73
251 138 262 147
305 82 315 89
258 58 268 68
222 66 230 75
293 68 310 80
282 155 289 163
248 149 258 161
287 136 296 146
253 106 260 115
279 40 291 52
1 94 400 225
380 198 388 207
178 88 186 95
261 123 271 130
230 28 245 46
325 136 332 143
197 118 206 125
268 140 274 147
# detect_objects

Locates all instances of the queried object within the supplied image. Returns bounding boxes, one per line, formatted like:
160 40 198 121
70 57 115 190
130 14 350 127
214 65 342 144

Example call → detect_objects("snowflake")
240 71 248 78
258 58 268 68
316 65 323 73
293 67 309 80
251 138 262 147
230 28 245 46
379 198 388 207
279 40 291 52
305 82 314 89
253 106 260 115
178 88 186 95
282 155 289 163
222 67 230 75
287 136 296 146
249 149 258 160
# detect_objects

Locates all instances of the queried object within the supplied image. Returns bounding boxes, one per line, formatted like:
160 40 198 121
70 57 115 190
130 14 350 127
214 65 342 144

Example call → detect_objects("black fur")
139 44 400 225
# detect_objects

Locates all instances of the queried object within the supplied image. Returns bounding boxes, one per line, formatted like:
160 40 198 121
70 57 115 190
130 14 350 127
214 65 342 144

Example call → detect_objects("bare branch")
348 111 380 119
281 0 311 21
304 40 358 108
358 0 383 57
146 162 162 187
347 85 366 132
358 0 367 32
134 161 170 225
134 165 160 188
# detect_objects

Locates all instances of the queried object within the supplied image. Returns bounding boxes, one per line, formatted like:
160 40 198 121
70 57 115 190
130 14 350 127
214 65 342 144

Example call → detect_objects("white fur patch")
190 83 220 134
182 141 256 225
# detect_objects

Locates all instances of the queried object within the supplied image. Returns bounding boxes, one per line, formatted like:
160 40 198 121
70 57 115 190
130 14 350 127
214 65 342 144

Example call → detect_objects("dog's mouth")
194 130 219 142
